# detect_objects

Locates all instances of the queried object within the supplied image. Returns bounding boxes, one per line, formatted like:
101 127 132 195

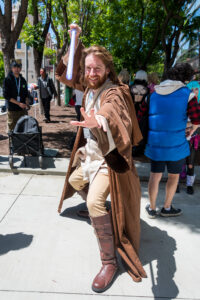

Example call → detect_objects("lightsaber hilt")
66 28 77 80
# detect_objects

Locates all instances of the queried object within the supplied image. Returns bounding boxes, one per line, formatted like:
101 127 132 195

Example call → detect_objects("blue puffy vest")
145 87 191 161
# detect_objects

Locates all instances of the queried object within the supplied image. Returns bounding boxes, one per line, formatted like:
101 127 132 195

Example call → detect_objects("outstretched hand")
70 108 107 132
71 108 99 128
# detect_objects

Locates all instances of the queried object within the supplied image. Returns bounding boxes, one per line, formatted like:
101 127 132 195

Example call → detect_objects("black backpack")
13 115 40 134
130 82 149 103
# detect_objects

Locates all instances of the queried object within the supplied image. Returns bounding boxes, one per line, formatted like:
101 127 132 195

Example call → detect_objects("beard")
84 73 108 90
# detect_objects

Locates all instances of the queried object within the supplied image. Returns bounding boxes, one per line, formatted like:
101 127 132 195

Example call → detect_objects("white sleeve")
95 115 116 155
188 92 196 102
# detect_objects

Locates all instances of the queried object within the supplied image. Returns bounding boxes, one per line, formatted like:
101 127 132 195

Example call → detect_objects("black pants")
186 147 196 176
42 96 52 120
75 105 81 121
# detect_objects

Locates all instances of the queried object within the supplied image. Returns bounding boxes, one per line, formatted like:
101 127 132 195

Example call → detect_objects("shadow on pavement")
60 200 112 223
16 156 56 169
141 182 200 233
0 232 33 256
0 135 8 141
140 220 179 300
0 156 14 165
60 202 91 224
60 201 126 281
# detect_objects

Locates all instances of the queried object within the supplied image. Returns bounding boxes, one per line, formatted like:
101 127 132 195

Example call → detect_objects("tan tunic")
74 79 116 184
55 42 147 282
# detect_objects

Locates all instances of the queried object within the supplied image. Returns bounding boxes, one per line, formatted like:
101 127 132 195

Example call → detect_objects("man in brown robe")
56 24 147 293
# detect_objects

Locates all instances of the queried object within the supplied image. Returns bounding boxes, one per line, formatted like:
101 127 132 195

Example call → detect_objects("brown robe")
55 43 147 282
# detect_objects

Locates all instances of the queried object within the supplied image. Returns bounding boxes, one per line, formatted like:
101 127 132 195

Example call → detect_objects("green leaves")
20 19 44 50
43 46 56 64
0 51 5 86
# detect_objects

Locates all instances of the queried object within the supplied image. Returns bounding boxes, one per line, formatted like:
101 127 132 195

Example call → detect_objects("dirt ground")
0 101 77 158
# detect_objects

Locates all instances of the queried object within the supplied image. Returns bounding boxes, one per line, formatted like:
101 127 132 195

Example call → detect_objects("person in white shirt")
74 89 84 121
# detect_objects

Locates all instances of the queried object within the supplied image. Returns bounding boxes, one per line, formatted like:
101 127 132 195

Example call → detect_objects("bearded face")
84 54 110 90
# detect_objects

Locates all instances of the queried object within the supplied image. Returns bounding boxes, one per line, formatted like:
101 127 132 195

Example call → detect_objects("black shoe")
187 186 194 195
145 204 157 219
44 118 50 123
176 184 180 193
160 206 182 217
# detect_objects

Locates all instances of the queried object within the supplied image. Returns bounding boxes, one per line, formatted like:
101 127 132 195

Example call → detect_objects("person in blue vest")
138 63 200 218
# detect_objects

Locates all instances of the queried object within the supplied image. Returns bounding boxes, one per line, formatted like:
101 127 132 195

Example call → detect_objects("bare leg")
148 172 163 210
164 173 179 209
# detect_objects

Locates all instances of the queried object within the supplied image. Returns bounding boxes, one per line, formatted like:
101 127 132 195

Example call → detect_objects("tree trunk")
56 80 61 106
33 48 43 78
33 48 44 114
163 56 174 76
0 0 28 75
2 47 15 76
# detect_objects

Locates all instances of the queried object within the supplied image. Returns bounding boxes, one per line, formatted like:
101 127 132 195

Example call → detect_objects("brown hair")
80 45 120 85
148 72 159 84
118 69 130 84
163 63 194 83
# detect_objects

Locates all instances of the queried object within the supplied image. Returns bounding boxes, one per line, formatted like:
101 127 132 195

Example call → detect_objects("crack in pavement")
0 174 34 223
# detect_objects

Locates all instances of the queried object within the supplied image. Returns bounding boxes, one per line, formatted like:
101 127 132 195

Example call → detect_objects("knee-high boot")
90 212 118 293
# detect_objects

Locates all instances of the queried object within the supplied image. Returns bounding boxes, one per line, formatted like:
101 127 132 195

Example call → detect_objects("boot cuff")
91 212 111 226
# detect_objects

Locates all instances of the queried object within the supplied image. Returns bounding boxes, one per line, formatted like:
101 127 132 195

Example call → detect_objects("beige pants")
69 166 110 217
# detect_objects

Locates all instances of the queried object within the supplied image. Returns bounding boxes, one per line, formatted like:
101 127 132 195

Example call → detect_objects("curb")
0 167 67 176
1 156 200 183
0 155 68 176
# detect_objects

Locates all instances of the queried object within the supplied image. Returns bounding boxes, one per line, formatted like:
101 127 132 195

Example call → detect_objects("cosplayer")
138 63 200 218
185 85 200 194
55 24 146 293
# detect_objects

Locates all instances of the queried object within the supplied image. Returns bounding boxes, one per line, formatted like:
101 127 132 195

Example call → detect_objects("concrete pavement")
0 160 200 300
1 154 200 182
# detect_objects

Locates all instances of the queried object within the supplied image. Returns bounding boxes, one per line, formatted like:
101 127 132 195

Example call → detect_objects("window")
17 40 21 49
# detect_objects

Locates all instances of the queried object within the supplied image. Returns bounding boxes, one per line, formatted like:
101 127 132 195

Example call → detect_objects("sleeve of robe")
55 41 85 92
91 85 143 173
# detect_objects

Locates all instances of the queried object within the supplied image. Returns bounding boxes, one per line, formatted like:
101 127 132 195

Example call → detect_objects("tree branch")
41 0 52 41
135 1 145 53
51 19 61 48
12 0 28 43
143 24 161 67
171 28 182 63
4 0 12 35
161 11 173 52
161 0 168 14
33 0 39 25
0 6 5 34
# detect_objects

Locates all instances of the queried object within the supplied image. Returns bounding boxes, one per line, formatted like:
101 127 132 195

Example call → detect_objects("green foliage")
20 19 44 50
67 0 165 73
20 0 199 75
43 47 56 64
0 51 5 87
147 62 164 78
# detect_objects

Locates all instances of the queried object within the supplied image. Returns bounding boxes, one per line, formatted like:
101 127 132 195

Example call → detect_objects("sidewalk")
1 154 200 182
0 169 200 300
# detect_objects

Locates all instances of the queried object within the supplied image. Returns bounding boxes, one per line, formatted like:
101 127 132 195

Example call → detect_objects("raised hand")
68 24 82 40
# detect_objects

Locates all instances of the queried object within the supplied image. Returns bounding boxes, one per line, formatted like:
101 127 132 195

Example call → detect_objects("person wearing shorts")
138 63 200 218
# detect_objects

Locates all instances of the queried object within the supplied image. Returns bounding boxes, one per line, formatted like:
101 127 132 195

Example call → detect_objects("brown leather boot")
91 213 118 293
